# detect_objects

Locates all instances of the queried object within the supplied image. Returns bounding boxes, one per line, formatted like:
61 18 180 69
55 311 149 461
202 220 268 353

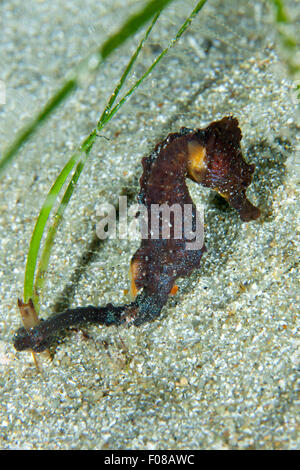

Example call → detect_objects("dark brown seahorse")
13 116 260 353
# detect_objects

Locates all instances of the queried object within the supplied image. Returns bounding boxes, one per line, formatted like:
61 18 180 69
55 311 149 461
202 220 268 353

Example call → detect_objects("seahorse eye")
187 141 207 182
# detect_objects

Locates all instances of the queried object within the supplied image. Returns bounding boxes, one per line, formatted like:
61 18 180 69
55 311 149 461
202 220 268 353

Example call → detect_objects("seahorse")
13 116 260 353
